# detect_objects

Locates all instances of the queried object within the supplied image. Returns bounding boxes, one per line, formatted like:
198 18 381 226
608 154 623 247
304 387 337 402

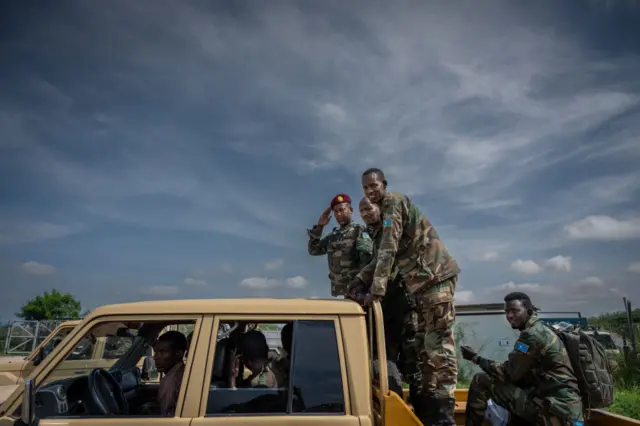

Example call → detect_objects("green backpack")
552 327 614 410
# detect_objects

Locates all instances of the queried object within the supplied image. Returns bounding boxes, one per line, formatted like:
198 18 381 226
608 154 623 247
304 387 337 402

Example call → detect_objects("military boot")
430 397 456 426
411 393 438 425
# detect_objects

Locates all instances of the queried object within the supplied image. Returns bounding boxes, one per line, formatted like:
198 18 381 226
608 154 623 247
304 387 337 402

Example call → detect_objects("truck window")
28 319 196 420
40 327 74 359
205 319 345 416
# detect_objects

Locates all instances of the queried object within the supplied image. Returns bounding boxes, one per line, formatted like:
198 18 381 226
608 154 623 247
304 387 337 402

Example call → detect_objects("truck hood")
0 356 27 366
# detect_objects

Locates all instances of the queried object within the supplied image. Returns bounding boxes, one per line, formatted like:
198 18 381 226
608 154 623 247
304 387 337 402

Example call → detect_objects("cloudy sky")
1 0 639 319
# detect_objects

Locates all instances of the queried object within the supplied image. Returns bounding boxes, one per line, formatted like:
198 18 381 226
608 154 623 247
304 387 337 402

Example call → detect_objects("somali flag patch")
383 219 392 227
514 340 529 353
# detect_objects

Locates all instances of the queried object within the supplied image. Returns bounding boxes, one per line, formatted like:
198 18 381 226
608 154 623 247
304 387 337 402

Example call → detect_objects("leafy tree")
17 289 82 321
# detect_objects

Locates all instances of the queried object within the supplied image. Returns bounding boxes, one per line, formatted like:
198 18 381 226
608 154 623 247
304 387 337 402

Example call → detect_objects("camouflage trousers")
413 277 458 400
466 372 583 426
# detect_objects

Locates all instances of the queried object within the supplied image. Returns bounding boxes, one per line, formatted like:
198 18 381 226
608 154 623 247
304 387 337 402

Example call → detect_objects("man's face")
359 198 381 227
505 300 529 330
153 341 183 373
332 202 353 226
362 172 386 204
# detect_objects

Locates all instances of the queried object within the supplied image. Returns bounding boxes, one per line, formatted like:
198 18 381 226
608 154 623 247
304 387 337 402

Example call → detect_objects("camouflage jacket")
308 221 374 297
242 362 278 388
356 192 460 297
476 314 584 421
368 225 399 281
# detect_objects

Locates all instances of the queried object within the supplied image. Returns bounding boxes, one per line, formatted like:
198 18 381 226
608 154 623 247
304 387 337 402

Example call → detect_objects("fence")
2 320 65 355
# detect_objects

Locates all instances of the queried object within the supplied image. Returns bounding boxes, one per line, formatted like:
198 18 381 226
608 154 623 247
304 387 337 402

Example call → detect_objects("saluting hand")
317 207 332 227
461 345 477 361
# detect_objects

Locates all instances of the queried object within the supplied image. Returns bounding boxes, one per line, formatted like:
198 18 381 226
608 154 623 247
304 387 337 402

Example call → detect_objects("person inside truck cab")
232 330 278 389
270 322 293 385
153 331 187 416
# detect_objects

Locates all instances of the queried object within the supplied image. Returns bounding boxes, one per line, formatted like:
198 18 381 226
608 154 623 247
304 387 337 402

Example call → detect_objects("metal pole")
32 321 40 352
626 299 636 353
4 322 13 355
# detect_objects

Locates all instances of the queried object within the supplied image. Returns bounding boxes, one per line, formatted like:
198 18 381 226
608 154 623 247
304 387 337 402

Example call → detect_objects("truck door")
190 315 360 426
369 301 389 425
369 301 423 426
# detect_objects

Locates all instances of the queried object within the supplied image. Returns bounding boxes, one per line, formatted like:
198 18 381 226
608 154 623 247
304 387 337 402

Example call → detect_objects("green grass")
609 387 640 420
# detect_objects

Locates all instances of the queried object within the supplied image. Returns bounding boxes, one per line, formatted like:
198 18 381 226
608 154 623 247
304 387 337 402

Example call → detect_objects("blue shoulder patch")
383 219 393 227
514 340 529 353
362 232 371 239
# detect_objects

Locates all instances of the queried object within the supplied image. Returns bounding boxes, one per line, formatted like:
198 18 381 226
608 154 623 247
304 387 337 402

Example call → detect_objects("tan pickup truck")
0 321 81 403
0 319 140 406
0 298 637 426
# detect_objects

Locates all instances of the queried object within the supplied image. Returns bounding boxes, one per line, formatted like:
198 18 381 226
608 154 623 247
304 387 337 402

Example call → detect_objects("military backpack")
550 326 614 410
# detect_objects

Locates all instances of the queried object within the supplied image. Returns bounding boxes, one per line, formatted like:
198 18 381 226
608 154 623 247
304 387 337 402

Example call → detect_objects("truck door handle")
74 370 85 374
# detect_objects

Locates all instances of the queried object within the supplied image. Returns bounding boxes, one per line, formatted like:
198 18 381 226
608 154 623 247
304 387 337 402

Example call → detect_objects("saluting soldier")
308 193 373 298
350 168 461 426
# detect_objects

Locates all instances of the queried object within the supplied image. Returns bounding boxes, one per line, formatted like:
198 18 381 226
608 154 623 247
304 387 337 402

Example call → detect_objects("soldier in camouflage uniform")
234 330 279 388
351 168 461 426
462 292 584 426
308 193 374 298
357 197 423 403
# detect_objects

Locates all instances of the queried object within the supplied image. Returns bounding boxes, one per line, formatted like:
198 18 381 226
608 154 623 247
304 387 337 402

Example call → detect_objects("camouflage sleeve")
355 227 374 267
477 331 539 382
369 198 403 297
355 256 376 287
307 225 330 256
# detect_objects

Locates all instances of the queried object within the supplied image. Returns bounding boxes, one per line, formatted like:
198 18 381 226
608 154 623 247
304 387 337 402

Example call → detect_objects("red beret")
330 193 351 209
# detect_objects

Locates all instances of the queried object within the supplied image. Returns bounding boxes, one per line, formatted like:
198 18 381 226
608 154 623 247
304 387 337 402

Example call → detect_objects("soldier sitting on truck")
461 292 584 426
231 330 279 389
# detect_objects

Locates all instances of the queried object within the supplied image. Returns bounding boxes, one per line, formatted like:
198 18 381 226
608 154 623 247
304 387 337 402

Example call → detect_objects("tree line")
15 289 89 321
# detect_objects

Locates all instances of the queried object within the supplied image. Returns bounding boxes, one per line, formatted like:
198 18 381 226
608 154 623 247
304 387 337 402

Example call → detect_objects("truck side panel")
339 315 374 426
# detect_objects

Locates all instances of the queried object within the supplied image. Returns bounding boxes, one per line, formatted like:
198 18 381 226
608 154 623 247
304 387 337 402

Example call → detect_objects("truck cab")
0 298 637 426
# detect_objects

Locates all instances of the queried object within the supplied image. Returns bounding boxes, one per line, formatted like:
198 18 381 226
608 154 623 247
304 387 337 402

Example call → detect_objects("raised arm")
476 331 539 382
308 225 330 255
307 207 333 256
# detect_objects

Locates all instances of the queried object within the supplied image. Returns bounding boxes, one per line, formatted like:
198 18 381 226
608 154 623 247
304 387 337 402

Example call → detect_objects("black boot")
411 392 437 425
433 397 456 426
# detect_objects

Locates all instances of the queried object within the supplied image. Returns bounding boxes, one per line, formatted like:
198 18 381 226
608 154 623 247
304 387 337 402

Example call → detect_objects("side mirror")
32 347 44 367
21 379 36 425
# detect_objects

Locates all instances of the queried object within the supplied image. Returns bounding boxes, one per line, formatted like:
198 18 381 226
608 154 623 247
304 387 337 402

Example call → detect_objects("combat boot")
433 397 456 426
411 393 438 425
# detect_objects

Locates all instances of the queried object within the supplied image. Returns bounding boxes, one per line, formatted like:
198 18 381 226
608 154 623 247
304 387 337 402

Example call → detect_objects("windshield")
40 327 75 359
455 312 520 386
592 334 617 350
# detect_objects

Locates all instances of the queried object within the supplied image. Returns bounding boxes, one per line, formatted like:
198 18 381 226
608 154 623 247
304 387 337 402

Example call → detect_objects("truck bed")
400 389 640 426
